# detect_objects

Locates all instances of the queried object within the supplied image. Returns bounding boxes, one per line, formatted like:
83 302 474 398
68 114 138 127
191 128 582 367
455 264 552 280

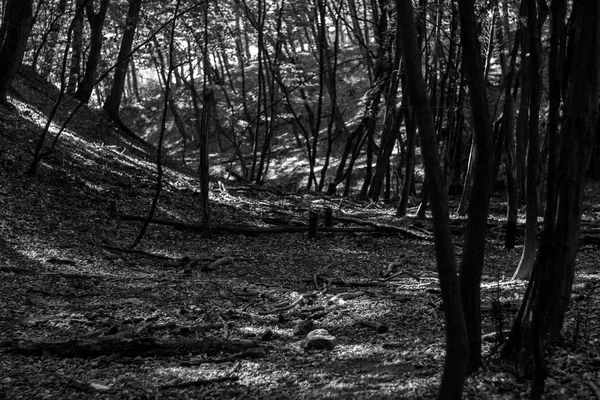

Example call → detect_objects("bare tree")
0 0 33 104
397 1 467 398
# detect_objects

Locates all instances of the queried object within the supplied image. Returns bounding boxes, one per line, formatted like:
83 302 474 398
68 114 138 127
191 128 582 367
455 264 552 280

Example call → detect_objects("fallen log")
332 216 433 240
118 213 431 239
5 336 257 358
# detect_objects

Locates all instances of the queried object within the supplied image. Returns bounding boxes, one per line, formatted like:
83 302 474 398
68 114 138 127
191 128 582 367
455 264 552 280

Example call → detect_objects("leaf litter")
0 72 599 399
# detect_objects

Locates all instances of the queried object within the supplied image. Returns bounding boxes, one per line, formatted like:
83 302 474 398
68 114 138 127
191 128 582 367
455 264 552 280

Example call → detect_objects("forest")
0 0 599 398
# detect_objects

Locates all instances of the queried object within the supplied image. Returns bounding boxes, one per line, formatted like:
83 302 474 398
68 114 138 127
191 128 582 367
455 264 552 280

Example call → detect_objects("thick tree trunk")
103 0 143 119
0 0 33 104
503 3 598 399
396 2 468 398
545 0 599 339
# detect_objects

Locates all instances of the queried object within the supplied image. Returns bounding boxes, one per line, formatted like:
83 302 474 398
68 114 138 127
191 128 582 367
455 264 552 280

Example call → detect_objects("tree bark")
0 0 33 104
513 0 546 280
545 0 600 339
103 0 143 119
66 0 85 93
397 1 468 398
75 0 110 103
457 0 495 374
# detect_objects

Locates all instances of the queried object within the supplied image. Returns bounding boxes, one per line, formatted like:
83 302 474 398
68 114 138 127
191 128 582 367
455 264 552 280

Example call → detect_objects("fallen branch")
6 336 257 358
102 245 183 260
333 216 433 240
117 213 430 238
67 377 116 394
180 348 267 366
380 270 420 282
302 277 390 288
0 266 38 274
259 293 312 315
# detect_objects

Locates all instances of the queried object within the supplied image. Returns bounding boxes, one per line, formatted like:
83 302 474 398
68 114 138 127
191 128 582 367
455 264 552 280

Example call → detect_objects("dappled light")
1 0 600 399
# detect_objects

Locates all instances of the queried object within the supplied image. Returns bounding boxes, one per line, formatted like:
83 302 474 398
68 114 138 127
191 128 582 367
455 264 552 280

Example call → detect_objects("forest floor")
0 67 599 400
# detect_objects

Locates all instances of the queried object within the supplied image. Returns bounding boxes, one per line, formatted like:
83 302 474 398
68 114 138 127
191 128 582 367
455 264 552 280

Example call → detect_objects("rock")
293 318 314 336
302 329 337 351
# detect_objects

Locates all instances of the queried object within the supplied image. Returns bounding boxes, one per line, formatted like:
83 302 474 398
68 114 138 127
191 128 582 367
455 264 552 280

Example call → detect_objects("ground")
0 68 599 399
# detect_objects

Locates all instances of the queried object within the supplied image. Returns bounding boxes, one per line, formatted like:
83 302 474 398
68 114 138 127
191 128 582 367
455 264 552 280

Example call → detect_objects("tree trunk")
456 134 475 216
545 0 599 339
503 4 598 399
0 0 33 105
398 106 416 217
369 5 403 202
457 0 495 374
513 0 546 280
75 0 110 103
396 2 468 398
66 0 85 94
103 0 143 119
496 7 521 249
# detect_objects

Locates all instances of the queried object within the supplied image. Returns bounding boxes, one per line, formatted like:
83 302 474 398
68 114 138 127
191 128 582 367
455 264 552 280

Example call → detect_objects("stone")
302 329 337 350
293 318 314 336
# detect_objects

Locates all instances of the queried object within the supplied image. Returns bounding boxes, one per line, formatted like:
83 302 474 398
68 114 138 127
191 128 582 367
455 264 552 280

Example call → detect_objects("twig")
259 294 307 315
380 270 420 282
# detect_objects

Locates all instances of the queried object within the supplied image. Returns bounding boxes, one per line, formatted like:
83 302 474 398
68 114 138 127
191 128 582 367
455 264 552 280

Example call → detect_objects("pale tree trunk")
396 1 468 398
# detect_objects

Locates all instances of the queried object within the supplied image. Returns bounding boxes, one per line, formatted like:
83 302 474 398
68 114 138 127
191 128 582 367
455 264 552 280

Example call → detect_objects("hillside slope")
0 67 599 400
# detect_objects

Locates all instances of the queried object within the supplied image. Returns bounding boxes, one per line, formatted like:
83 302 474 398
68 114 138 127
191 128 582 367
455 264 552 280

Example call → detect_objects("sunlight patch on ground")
13 99 66 137
154 364 231 383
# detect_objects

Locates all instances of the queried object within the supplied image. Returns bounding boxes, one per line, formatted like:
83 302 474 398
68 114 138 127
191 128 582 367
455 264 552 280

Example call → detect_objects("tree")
503 1 599 398
67 0 86 93
512 0 548 280
75 0 111 103
456 0 495 373
0 0 33 105
103 0 143 119
397 0 468 398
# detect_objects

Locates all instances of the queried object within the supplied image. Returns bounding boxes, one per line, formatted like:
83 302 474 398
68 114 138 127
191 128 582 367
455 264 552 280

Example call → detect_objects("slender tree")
397 0 467 398
103 0 143 119
457 0 495 373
